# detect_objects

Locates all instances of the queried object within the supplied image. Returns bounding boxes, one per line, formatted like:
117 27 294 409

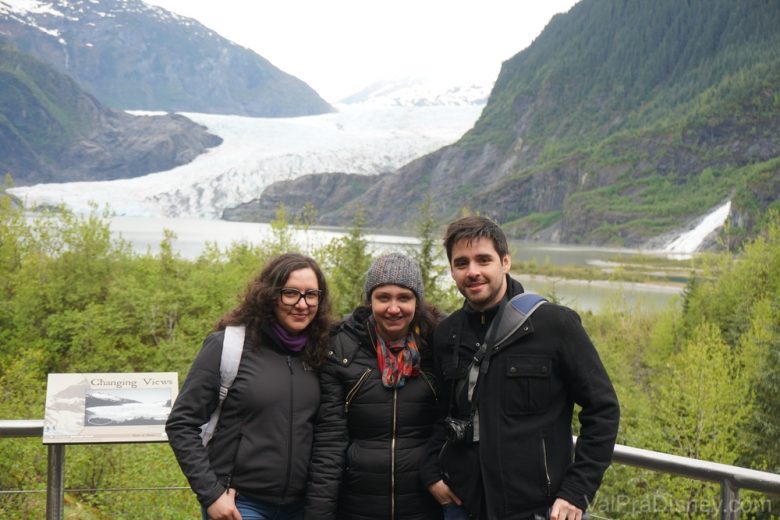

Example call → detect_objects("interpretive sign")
43 372 178 444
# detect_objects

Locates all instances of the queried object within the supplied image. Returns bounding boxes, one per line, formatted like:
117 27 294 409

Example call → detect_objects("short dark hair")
216 253 333 369
443 216 509 262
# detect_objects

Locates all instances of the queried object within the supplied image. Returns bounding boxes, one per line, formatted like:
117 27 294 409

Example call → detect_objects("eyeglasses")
279 288 322 306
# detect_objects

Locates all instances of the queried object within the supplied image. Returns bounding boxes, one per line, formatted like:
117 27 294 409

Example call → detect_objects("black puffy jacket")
305 307 443 520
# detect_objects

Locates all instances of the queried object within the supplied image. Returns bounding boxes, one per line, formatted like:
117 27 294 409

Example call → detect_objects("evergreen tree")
316 207 373 318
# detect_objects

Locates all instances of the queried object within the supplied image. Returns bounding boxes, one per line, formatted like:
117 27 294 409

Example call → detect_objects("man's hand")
427 479 462 506
550 498 583 520
206 488 242 520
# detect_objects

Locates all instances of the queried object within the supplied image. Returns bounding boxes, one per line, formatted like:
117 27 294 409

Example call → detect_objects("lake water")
505 240 683 312
106 215 682 313
518 275 680 314
107 215 420 258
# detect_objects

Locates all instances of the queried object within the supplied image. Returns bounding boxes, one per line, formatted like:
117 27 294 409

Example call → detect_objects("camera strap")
467 303 503 414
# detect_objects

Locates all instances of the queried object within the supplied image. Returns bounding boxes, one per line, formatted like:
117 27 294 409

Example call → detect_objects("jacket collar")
327 306 425 368
326 306 373 367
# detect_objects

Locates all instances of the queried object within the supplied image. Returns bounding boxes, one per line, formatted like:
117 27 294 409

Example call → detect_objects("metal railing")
2 420 780 519
611 443 780 519
1 420 59 519
0 419 188 519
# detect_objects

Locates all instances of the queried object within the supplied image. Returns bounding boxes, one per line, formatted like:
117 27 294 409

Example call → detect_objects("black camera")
444 416 474 443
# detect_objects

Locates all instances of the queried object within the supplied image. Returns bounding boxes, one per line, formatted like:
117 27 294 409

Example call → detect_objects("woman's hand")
206 488 242 520
428 479 462 506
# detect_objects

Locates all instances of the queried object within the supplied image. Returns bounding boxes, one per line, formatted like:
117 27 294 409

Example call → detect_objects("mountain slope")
0 37 222 185
0 0 332 117
322 0 780 246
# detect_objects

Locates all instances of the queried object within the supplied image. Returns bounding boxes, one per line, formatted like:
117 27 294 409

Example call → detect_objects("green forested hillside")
477 0 780 146
0 38 94 176
337 0 780 248
1 194 778 517
472 0 780 245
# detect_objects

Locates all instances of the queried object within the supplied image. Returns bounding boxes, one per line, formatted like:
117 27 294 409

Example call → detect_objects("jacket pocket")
503 355 552 414
345 440 358 470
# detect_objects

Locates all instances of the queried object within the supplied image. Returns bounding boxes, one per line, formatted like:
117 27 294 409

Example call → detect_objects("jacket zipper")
345 367 373 413
225 426 244 492
541 436 551 496
280 355 294 503
391 386 398 520
420 371 438 400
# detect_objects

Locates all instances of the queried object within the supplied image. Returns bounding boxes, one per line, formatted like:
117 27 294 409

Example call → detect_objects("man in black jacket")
425 216 619 520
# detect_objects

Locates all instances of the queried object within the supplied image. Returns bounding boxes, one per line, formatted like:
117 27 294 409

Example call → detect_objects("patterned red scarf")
370 317 421 388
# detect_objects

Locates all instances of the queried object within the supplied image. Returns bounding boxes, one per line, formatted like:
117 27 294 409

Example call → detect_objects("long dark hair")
216 253 333 368
411 301 442 348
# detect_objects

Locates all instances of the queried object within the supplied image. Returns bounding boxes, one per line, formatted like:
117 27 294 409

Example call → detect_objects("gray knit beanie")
364 252 424 301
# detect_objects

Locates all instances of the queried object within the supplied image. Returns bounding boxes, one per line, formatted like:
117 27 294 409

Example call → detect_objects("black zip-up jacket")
305 307 443 520
166 325 320 508
426 276 619 519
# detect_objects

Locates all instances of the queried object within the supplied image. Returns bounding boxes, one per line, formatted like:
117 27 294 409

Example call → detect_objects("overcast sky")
144 0 579 102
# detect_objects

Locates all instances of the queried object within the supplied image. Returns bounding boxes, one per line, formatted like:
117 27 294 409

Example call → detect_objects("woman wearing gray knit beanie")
306 252 443 520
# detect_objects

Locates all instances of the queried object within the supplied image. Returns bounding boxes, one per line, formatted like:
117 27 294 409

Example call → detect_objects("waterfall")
664 200 731 254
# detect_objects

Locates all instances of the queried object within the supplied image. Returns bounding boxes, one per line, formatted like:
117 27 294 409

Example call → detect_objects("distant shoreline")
518 273 685 294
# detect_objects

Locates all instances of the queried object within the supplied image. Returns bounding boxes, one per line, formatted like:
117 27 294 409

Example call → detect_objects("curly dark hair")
216 253 333 369
412 301 443 348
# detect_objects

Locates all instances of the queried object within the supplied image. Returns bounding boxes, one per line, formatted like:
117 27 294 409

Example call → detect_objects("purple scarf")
272 322 309 352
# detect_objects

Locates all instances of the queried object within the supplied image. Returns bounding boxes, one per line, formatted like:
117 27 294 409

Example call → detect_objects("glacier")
9 102 484 219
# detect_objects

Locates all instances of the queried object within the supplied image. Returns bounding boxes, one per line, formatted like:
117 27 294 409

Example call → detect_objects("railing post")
720 478 739 520
46 444 65 520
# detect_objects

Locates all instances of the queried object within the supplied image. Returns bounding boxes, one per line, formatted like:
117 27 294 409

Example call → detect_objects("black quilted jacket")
305 307 443 520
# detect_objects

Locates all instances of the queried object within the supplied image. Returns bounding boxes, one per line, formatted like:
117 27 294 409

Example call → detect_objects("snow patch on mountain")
0 0 63 17
340 77 490 107
0 0 219 46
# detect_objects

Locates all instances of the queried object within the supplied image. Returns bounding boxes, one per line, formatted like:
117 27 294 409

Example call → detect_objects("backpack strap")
199 325 246 446
470 292 548 400
491 292 548 351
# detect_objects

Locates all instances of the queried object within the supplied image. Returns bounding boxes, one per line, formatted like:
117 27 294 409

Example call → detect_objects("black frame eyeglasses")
279 288 322 306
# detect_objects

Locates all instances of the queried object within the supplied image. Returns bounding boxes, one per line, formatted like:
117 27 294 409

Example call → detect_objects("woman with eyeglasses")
305 252 443 520
166 253 333 520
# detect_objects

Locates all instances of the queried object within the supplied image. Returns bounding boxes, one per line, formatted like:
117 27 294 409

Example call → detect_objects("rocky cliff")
222 173 376 223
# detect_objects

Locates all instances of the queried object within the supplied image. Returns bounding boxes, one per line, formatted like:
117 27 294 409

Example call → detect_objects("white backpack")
199 325 246 446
